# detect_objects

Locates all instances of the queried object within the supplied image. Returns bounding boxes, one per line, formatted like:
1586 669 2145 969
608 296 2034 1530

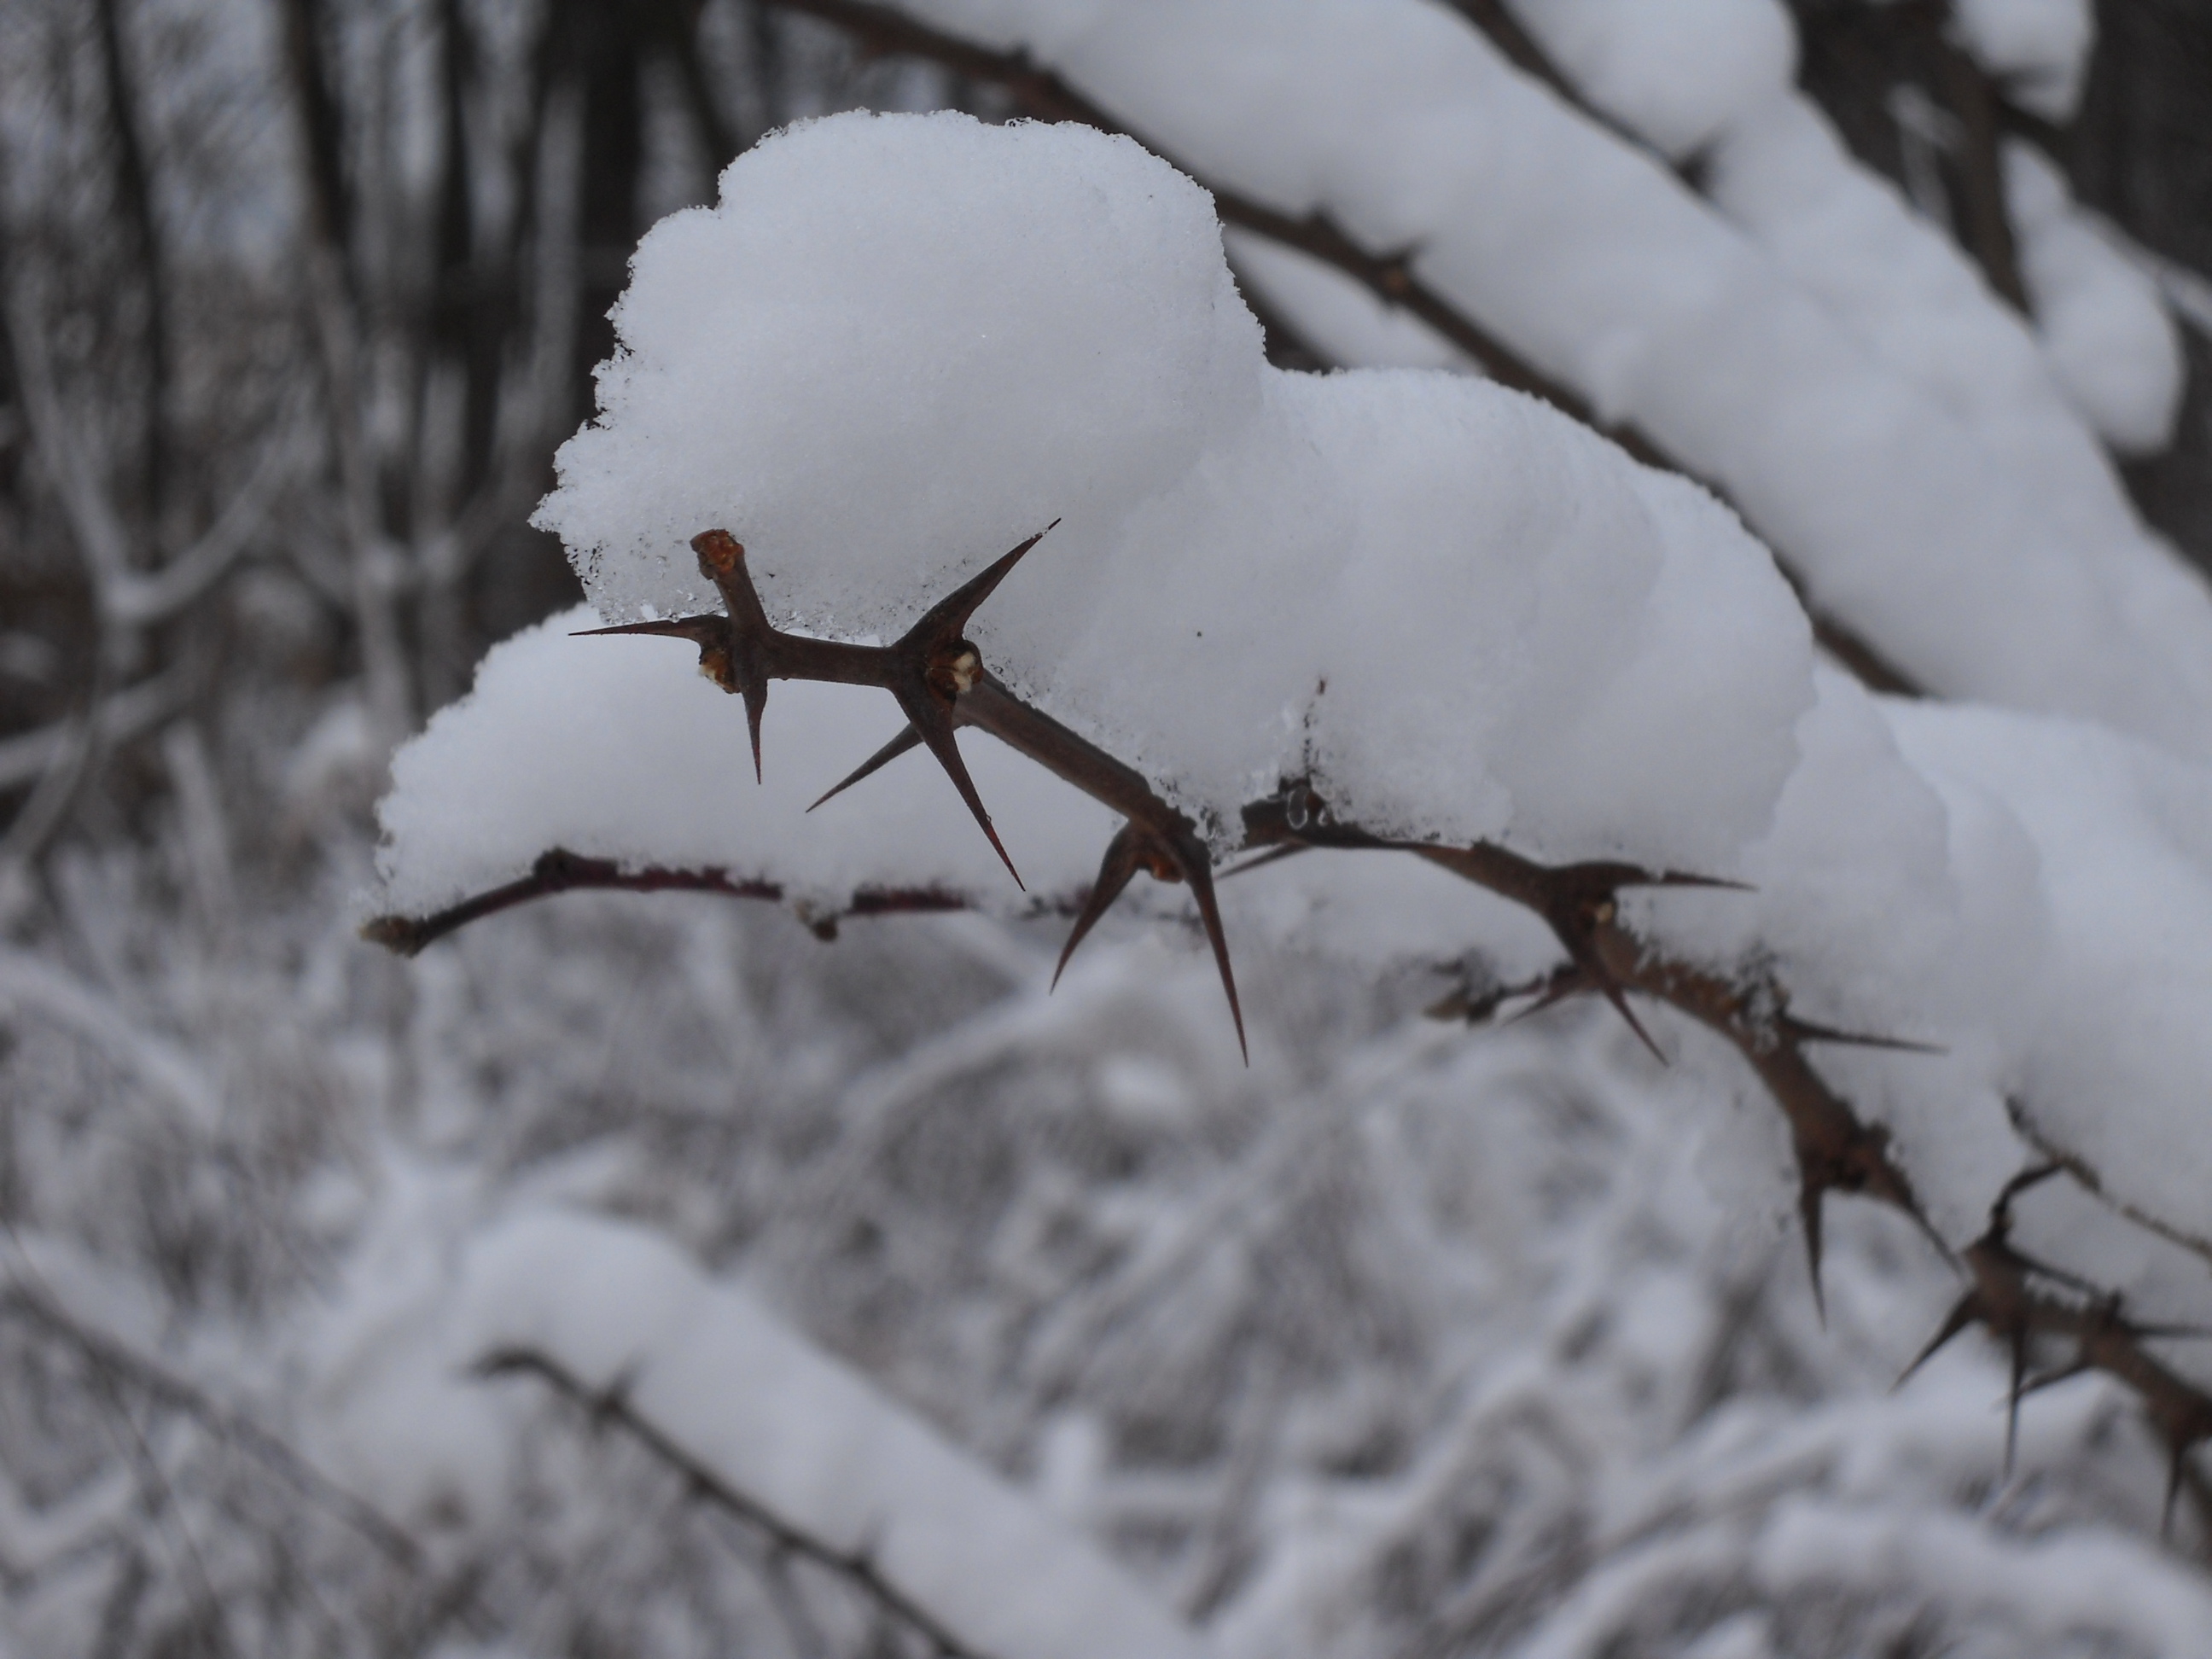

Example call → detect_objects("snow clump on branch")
534 110 1813 870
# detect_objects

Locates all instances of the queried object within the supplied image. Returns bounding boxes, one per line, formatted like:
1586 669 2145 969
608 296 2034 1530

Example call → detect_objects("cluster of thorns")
370 525 2212 1542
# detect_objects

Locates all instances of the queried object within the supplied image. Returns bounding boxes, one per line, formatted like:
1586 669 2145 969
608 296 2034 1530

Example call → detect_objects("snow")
533 111 1813 871
2005 140 2185 457
870 0 2212 759
1502 0 1796 161
1888 702 2212 1254
1950 0 2094 123
25 0 2212 1649
1225 229 1470 372
395 107 2212 1262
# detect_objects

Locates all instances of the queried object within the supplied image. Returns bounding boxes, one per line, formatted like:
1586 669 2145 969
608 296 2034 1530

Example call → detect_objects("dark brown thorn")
690 532 775 777
897 521 1058 654
741 681 766 784
1616 870 1755 893
1178 840 1248 1065
1586 969 1666 1064
1217 843 1308 881
2165 1446 2192 1540
1053 823 1151 989
570 616 719 641
1502 965 1596 1027
1431 964 1580 1027
807 724 923 812
2005 1319 2030 1477
1800 1171 1829 1326
892 678 1022 890
1779 1015 1945 1056
1896 1292 1982 1389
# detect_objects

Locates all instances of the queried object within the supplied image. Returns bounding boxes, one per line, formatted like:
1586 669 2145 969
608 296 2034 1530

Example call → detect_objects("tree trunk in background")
1790 0 2212 573
566 0 646 432
2071 0 2212 573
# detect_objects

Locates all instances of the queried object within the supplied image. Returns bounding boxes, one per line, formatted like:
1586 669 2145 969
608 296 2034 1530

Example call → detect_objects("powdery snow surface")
390 113 2212 1272
882 0 2212 760
536 113 1813 870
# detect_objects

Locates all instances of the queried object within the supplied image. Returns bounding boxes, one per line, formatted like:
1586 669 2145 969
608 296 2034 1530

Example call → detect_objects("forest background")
5 1 2212 1655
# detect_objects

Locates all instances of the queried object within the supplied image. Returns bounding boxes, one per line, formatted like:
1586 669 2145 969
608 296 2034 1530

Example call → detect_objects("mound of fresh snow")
536 111 1813 871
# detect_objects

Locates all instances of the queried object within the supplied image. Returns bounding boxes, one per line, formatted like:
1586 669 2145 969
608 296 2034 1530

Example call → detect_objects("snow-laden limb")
374 113 2212 1514
431 113 2198 1263
841 0 2212 758
2003 140 2185 456
453 1211 1214 1659
536 114 1811 872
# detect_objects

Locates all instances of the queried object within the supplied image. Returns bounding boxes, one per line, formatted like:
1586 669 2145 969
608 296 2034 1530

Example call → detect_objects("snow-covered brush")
364 111 2212 1545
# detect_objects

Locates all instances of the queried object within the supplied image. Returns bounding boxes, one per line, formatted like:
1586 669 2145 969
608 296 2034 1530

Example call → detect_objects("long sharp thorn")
807 724 924 812
743 682 766 785
1217 843 1307 881
1628 870 1755 893
905 521 1058 645
1895 1293 1981 1390
571 618 714 639
1180 849 1248 1065
2165 1447 2189 1540
2005 1322 2029 1478
1053 824 1145 990
1800 1174 1828 1326
1502 968 1592 1026
894 684 1022 890
1583 959 1666 1064
1783 1016 1944 1057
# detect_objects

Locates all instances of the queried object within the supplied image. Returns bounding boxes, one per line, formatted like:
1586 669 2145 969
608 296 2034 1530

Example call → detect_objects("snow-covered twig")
480 1346 999 1659
359 845 1033 958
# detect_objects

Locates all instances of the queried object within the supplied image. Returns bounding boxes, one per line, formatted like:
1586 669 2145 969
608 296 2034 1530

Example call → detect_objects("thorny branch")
364 515 2212 1542
360 847 999 957
479 1346 998 1659
765 0 1925 698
